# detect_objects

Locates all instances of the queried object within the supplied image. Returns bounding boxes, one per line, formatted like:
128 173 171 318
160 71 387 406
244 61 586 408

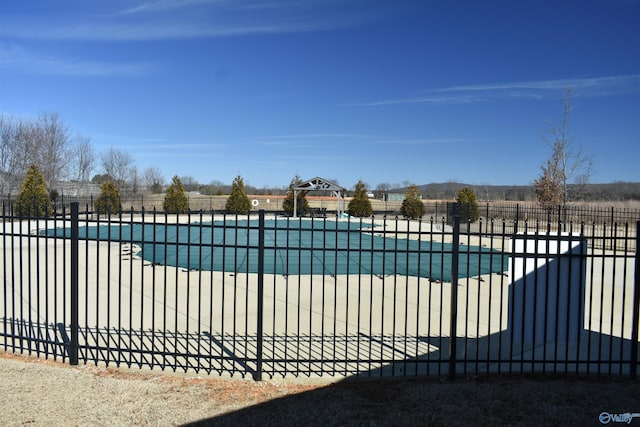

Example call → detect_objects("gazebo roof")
291 177 346 217
293 177 345 193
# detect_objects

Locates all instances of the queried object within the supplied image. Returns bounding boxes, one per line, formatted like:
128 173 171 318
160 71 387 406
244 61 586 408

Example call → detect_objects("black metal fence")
1 202 638 380
3 195 640 224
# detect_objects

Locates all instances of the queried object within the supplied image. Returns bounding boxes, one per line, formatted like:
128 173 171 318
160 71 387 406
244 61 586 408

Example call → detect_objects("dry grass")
1 352 639 426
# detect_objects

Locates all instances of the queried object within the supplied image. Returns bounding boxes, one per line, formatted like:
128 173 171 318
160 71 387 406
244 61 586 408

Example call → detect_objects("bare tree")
535 87 595 205
1 112 91 195
71 135 96 182
375 182 392 193
36 112 72 187
0 114 17 193
0 115 40 193
448 179 461 199
100 147 135 186
143 166 165 193
130 165 140 195
180 176 199 192
200 179 230 195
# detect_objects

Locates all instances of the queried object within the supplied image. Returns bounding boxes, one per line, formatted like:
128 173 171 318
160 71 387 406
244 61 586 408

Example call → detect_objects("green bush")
456 187 480 222
400 184 425 219
94 181 122 215
283 175 309 216
163 176 189 214
15 164 52 217
225 175 251 214
348 180 372 217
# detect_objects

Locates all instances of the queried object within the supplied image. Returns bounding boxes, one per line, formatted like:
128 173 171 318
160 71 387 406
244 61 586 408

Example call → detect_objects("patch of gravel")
1 352 639 426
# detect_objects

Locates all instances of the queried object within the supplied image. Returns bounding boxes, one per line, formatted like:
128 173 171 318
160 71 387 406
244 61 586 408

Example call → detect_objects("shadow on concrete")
182 234 639 425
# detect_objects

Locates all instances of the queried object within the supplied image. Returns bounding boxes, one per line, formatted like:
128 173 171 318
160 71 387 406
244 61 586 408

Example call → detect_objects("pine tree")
400 184 425 219
283 175 309 216
94 181 122 215
225 175 251 214
15 164 52 217
456 187 480 222
163 175 189 214
348 180 372 217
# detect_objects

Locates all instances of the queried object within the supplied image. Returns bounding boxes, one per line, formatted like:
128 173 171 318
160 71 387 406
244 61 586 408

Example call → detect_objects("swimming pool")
44 218 507 282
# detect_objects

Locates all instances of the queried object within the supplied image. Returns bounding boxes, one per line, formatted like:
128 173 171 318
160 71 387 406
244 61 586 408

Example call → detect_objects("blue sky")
1 0 639 190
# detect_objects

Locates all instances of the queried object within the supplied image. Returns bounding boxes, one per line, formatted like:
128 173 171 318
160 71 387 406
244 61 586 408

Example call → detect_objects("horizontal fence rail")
0 202 638 380
2 196 639 223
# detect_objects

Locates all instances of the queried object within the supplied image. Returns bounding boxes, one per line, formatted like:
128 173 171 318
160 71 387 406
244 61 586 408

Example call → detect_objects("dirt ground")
1 352 639 426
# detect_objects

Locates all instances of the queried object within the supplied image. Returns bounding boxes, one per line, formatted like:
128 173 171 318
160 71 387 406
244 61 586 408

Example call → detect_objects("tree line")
4 88 638 206
0 112 91 195
0 113 165 197
10 163 479 221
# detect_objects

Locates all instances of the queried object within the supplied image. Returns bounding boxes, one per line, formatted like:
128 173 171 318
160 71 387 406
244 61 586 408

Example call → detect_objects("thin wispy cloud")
120 0 358 15
254 134 482 150
128 142 227 150
437 74 640 95
370 137 482 146
254 133 374 146
0 0 382 42
355 95 480 107
258 133 373 141
93 134 229 151
0 20 314 42
356 74 640 107
120 0 222 15
0 43 153 76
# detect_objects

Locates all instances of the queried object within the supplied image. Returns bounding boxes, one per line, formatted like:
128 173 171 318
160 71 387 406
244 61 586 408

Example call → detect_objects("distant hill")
397 181 640 202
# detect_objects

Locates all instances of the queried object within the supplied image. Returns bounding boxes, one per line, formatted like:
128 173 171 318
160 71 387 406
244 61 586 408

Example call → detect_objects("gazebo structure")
293 177 346 218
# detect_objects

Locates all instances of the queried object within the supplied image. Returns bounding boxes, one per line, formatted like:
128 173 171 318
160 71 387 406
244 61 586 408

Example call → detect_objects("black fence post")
630 220 640 379
448 211 460 380
254 209 265 381
70 202 79 366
